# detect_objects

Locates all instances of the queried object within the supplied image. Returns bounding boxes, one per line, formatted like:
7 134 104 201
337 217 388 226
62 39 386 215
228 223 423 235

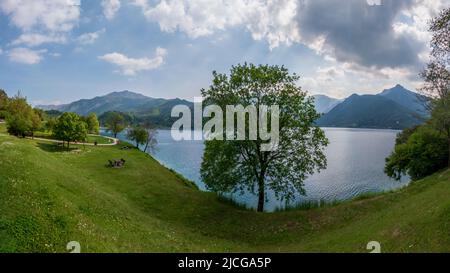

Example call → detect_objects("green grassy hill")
0 123 449 252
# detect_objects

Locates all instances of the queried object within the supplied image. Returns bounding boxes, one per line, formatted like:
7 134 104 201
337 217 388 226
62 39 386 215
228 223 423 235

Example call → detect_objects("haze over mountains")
39 84 427 129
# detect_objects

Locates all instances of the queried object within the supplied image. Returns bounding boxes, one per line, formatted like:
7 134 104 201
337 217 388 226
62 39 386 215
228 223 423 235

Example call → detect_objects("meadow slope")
0 124 449 252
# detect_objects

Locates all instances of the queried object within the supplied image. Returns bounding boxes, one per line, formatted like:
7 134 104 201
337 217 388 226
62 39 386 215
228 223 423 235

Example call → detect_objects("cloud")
11 33 67 47
132 0 443 70
132 0 300 49
8 47 47 64
295 0 425 69
77 29 105 45
0 0 80 32
1 0 81 58
98 47 167 75
102 0 121 20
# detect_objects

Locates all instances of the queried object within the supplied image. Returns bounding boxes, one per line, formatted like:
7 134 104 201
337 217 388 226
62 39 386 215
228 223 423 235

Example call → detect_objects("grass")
33 131 113 144
0 122 449 252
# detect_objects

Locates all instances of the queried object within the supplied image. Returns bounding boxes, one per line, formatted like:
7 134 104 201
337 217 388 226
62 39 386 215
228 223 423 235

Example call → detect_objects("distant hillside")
379 84 429 115
316 93 425 129
38 90 193 128
313 95 343 113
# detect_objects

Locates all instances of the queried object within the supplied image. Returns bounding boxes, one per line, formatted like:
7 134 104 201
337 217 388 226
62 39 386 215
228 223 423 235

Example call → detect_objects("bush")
385 126 449 181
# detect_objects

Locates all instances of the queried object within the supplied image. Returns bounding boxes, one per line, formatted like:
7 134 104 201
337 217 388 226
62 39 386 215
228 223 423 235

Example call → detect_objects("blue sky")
0 0 446 105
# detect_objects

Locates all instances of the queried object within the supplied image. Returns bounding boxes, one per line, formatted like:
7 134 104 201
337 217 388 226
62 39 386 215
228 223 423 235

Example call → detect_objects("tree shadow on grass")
37 142 80 153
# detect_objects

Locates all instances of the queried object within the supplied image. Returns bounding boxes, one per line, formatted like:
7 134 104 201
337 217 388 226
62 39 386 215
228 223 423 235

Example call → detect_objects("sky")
0 0 447 105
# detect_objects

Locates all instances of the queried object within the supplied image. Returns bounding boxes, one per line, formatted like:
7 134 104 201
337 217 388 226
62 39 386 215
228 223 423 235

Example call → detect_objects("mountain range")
316 84 428 129
38 84 428 129
38 91 193 128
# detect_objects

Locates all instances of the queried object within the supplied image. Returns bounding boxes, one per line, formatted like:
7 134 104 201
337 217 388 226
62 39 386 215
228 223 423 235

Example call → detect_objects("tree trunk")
448 137 450 168
144 140 149 153
257 177 265 212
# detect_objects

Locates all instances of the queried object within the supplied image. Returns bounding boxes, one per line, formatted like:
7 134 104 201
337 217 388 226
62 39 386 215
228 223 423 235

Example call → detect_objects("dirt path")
28 135 119 146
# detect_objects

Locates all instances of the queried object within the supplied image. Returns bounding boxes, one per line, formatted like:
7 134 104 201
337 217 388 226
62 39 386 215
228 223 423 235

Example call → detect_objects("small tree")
54 112 87 149
143 121 158 152
105 112 126 138
200 64 328 212
86 113 100 134
44 117 57 133
5 93 33 137
385 126 448 181
29 110 42 138
127 126 148 148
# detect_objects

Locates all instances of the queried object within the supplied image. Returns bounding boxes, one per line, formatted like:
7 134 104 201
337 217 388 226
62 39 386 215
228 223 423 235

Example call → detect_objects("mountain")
313 95 343 113
316 93 425 129
378 84 428 115
38 90 193 128
40 85 428 130
41 91 154 115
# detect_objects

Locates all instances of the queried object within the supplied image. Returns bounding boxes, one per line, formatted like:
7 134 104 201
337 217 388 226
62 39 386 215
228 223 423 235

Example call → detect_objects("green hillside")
1 123 449 253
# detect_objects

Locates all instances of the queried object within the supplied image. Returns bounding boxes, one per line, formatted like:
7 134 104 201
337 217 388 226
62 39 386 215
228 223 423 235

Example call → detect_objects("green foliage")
0 89 8 119
53 112 88 148
200 63 328 212
85 113 100 134
44 117 57 133
395 125 420 145
385 126 449 181
419 7 450 168
30 110 43 137
44 109 63 118
104 112 127 138
99 111 135 126
127 126 148 148
5 94 34 137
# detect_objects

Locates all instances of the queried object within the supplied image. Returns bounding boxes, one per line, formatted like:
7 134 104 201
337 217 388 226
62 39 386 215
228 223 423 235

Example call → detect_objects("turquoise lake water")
104 127 410 211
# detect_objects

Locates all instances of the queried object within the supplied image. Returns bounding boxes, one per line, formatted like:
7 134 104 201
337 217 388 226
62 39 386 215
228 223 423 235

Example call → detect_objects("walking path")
27 135 119 146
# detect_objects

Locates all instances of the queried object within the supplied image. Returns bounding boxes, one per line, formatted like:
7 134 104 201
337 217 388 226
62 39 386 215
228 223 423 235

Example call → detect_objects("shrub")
385 126 449 181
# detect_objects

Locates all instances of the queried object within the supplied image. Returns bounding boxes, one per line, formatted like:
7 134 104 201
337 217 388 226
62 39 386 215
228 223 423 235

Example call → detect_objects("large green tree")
200 64 328 212
53 112 87 148
420 7 450 166
105 112 126 138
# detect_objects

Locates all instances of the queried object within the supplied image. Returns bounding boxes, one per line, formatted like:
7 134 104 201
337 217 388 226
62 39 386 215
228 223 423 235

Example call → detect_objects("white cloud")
98 47 167 75
102 0 121 20
8 47 47 64
0 48 3 55
77 29 105 45
132 0 300 49
11 33 67 47
0 0 80 32
1 0 81 58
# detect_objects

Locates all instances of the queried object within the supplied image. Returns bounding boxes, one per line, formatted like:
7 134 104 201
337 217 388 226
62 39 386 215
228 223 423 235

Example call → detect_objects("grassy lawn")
33 131 113 144
0 122 449 252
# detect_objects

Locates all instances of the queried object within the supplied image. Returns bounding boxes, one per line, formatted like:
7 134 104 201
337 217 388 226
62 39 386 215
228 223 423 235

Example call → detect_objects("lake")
104 127 410 211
